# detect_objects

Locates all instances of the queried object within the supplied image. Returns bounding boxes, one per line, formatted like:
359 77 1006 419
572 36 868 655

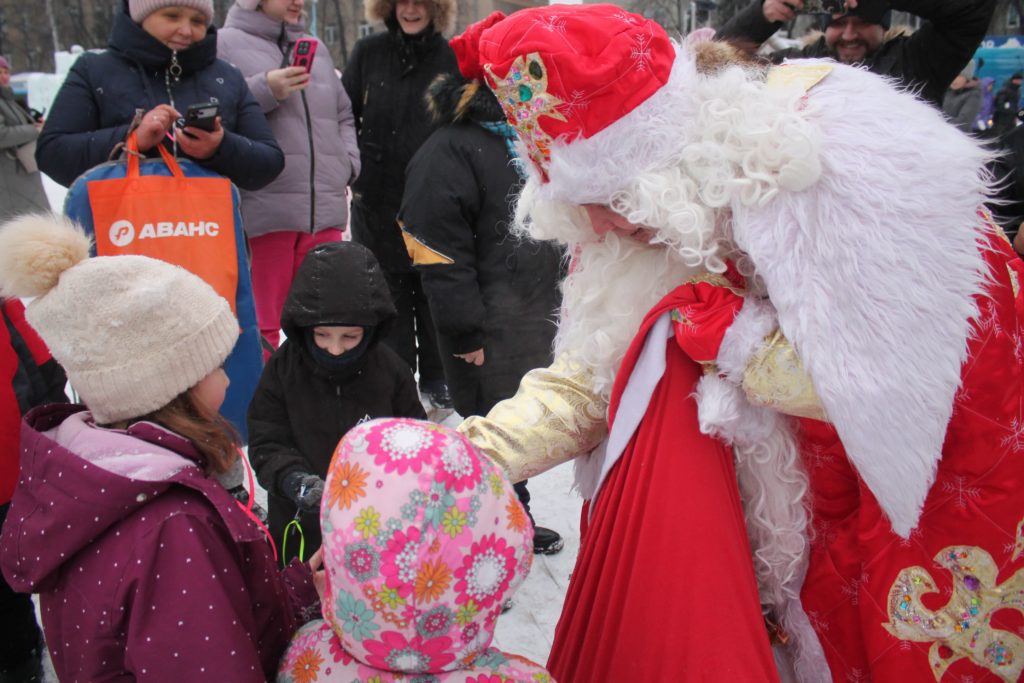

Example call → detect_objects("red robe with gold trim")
795 231 1024 681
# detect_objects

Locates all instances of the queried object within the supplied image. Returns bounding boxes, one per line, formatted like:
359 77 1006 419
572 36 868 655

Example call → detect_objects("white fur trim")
729 60 992 538
572 313 672 502
718 297 780 382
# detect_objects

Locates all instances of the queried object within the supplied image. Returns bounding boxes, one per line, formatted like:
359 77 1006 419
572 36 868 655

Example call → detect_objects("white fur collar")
729 60 992 538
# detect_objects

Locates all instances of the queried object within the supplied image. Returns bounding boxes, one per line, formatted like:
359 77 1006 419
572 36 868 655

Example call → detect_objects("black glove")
226 484 268 523
282 471 325 514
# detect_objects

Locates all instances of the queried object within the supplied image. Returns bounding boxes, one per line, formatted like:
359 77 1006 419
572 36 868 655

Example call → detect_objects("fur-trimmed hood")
425 73 504 125
365 0 455 35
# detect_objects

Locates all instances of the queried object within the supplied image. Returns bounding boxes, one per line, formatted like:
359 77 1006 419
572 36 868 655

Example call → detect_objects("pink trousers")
249 229 343 352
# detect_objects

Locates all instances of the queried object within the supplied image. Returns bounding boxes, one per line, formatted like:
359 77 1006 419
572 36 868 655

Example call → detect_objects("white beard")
555 235 707 400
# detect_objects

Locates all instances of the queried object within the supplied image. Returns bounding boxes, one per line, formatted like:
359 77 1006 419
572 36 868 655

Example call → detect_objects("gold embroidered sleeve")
457 355 608 483
742 329 829 422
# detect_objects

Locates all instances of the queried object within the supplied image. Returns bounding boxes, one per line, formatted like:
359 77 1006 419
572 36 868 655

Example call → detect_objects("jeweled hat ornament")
451 4 678 202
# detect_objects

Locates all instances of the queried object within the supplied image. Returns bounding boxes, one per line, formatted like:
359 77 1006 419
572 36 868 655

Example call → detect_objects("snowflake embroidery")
897 526 923 549
805 444 834 470
1012 331 1024 366
1001 416 1024 453
976 300 1004 336
630 33 652 72
533 14 566 33
840 572 868 606
557 89 591 119
811 518 837 548
846 668 869 682
611 10 641 25
806 610 830 633
940 476 982 510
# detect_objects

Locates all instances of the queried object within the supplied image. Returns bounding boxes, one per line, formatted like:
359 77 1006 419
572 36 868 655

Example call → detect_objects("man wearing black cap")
717 0 996 107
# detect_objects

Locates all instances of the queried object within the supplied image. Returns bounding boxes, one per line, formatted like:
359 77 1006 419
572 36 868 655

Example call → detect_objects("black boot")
533 526 565 555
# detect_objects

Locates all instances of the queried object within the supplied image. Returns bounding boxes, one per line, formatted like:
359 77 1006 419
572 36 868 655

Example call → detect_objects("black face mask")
304 327 373 377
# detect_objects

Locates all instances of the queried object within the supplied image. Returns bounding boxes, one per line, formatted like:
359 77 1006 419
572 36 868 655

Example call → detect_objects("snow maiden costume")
451 5 1024 682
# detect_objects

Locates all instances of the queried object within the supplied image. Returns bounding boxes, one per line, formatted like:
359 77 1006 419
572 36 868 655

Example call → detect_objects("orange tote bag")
87 132 240 314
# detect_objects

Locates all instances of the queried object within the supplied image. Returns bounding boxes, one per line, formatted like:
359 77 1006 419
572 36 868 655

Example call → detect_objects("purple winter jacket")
218 5 360 237
0 404 319 682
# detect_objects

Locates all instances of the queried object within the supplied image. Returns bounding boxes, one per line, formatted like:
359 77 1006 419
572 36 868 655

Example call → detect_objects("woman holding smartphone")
218 0 361 354
36 0 284 191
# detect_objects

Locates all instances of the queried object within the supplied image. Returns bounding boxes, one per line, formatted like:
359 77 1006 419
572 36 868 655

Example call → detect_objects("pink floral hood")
277 418 552 682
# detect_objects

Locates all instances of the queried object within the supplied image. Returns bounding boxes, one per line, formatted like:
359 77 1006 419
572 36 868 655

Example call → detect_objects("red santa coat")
796 230 1024 681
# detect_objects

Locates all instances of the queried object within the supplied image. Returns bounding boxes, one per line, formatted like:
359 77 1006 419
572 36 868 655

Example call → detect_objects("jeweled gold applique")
458 354 608 482
743 329 827 421
883 546 1024 682
484 53 567 177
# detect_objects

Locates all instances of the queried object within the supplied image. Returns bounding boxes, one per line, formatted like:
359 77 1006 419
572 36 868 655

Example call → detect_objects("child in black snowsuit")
247 242 425 562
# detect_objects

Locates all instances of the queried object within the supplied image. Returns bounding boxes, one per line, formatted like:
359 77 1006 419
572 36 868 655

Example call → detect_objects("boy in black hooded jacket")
247 241 425 563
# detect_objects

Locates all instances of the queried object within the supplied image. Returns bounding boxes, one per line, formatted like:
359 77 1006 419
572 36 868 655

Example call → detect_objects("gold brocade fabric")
884 545 1024 682
457 354 608 483
742 329 828 422
765 63 834 93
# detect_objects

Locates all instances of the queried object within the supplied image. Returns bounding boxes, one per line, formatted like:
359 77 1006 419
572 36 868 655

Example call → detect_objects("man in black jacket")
716 0 996 107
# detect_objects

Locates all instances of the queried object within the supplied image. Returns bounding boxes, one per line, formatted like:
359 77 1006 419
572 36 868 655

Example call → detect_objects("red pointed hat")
451 4 675 183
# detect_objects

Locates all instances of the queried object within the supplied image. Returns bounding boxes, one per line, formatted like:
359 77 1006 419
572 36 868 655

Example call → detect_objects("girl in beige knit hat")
0 213 323 682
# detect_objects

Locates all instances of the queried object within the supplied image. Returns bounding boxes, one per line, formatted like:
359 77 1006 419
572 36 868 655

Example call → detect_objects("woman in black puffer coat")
36 0 283 190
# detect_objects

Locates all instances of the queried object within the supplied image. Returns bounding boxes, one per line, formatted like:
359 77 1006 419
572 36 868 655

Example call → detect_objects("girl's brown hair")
134 391 239 475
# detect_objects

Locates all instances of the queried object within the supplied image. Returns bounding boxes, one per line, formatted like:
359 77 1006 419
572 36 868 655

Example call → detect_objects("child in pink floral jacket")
277 418 553 683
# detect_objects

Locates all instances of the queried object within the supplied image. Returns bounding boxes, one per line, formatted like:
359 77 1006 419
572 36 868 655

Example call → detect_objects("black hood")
281 241 396 341
425 73 504 125
110 0 218 73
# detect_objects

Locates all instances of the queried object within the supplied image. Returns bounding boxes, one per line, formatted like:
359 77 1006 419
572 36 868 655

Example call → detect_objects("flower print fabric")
277 418 554 682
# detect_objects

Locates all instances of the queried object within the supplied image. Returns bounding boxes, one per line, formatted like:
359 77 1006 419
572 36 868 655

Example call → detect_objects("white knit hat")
0 214 239 424
235 0 260 10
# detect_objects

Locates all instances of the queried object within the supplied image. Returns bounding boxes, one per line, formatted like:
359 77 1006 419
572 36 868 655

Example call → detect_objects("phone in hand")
799 0 847 13
175 101 220 133
291 37 318 74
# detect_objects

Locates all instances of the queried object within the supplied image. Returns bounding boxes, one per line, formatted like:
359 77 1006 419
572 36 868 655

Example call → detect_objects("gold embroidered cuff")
742 329 828 422
457 354 609 482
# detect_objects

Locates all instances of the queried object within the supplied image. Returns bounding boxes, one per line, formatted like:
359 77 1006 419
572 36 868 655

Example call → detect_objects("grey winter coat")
218 5 360 237
0 87 49 221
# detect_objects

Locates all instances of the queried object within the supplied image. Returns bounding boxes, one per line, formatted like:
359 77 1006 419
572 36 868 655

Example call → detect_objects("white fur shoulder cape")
727 59 992 539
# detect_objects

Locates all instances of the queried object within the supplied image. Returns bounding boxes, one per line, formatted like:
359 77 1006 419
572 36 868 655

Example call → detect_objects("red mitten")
670 280 744 364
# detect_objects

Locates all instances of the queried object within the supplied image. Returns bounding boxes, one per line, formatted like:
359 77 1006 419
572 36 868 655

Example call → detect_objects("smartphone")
799 0 847 14
175 101 220 133
291 37 318 74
